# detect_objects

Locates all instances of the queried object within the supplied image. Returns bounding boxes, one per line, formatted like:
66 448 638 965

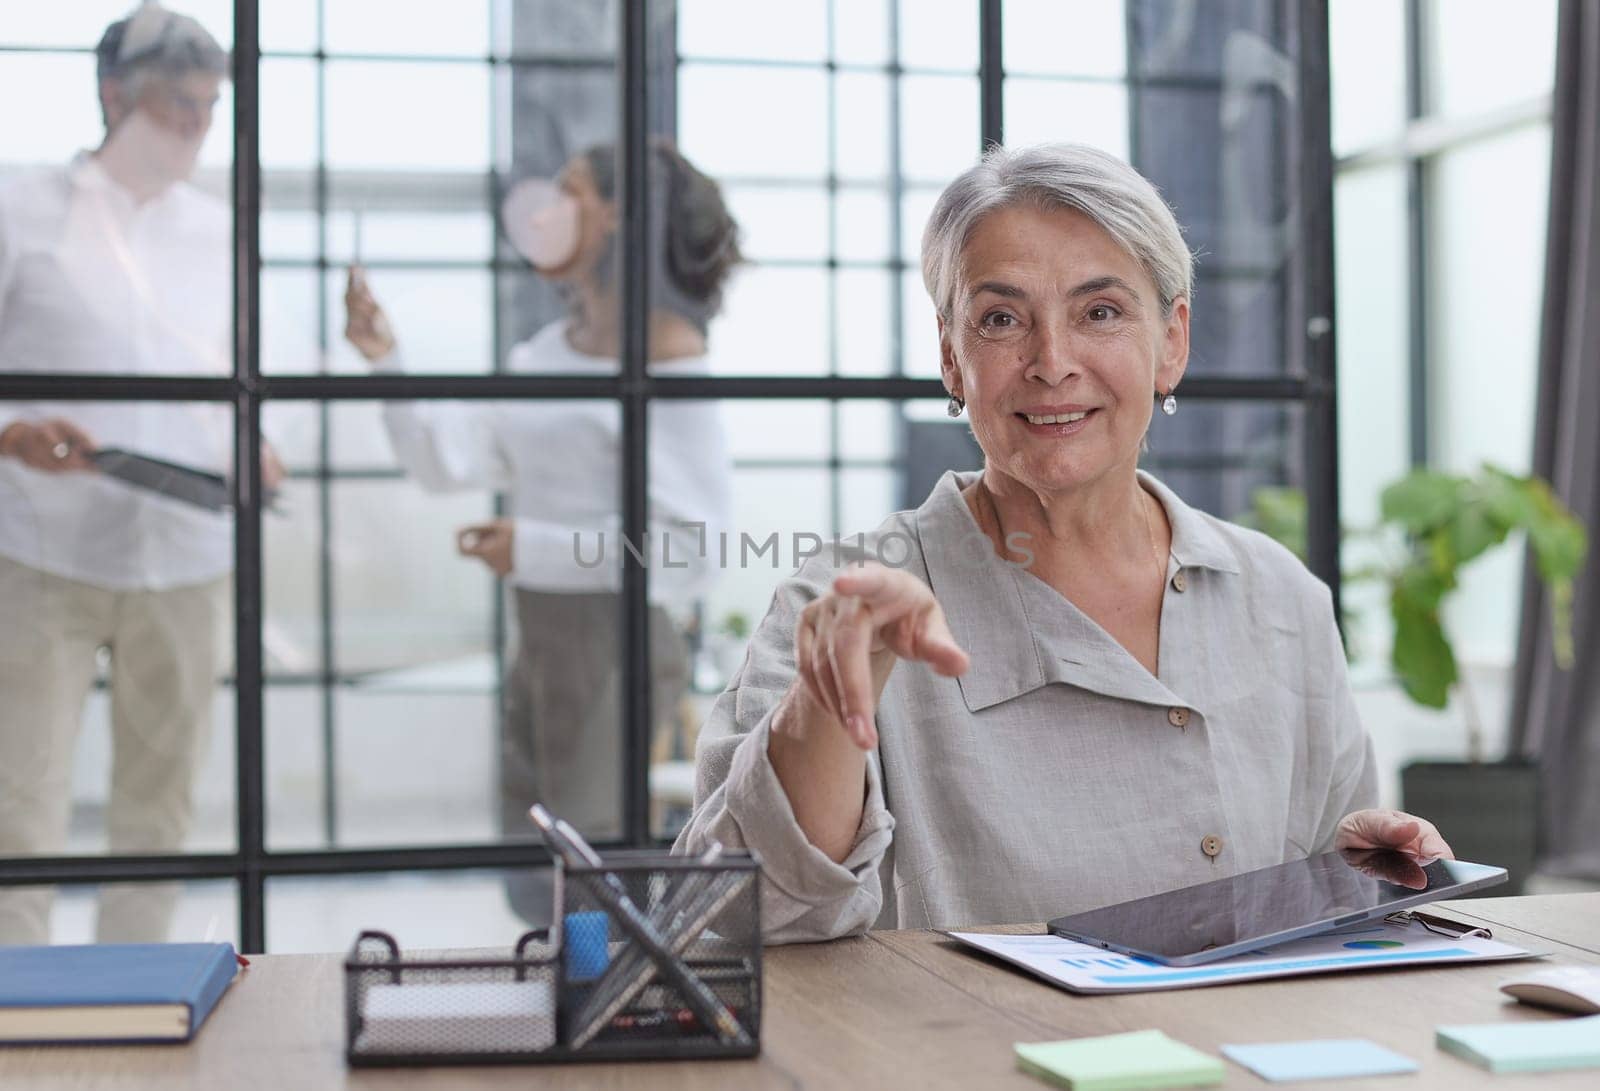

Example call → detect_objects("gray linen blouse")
674 470 1378 943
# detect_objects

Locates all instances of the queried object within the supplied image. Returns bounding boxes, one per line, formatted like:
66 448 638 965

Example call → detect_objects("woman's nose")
1023 319 1081 385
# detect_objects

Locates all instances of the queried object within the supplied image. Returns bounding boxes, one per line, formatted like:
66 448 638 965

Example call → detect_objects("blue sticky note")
1222 1039 1419 1082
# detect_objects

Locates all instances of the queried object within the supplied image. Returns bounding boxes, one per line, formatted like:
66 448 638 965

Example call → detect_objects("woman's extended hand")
792 562 969 750
1335 808 1454 863
457 518 513 577
343 265 396 363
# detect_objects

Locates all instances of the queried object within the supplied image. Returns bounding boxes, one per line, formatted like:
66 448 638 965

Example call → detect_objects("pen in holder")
529 806 762 1058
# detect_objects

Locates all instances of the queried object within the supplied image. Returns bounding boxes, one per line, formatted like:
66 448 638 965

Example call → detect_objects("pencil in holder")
556 850 762 1059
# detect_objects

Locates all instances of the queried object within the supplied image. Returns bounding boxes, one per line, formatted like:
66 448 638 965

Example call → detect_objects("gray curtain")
1509 0 1600 878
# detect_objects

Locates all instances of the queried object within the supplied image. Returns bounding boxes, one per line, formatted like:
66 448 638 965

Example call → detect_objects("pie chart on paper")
1343 939 1406 950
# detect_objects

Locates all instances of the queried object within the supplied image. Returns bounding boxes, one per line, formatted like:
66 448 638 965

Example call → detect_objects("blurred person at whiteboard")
0 3 283 945
344 139 739 921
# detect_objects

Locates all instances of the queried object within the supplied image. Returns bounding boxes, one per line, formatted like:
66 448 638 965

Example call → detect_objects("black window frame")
0 0 1339 952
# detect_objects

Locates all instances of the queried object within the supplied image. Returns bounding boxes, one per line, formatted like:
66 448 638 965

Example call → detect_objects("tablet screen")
1047 851 1506 965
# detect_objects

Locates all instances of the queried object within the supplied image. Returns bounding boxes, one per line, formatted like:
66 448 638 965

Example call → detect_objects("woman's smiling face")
940 202 1190 498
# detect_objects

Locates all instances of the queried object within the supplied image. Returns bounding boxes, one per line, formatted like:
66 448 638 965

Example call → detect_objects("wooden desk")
4 893 1595 1088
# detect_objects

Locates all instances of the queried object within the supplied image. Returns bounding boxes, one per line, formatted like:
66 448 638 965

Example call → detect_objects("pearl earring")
946 395 965 417
1161 391 1178 416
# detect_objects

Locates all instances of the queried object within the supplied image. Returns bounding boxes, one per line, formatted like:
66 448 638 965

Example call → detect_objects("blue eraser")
563 910 610 982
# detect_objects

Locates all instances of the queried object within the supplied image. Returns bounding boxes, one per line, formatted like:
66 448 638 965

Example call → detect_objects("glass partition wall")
0 0 1339 952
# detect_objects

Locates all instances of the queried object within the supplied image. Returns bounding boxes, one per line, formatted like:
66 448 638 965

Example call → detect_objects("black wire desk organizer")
344 848 762 1066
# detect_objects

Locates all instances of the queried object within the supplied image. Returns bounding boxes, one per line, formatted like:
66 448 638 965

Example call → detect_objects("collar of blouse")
915 469 1242 716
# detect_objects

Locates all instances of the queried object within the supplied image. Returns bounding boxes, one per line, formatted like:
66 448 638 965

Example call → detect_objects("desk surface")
4 893 1596 1089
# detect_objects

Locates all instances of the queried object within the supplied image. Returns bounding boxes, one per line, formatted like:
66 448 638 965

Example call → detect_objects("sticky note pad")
1015 1030 1224 1090
1436 1014 1600 1073
1222 1039 1418 1081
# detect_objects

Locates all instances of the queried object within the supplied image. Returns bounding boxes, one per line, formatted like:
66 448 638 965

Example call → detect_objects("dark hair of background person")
583 138 744 317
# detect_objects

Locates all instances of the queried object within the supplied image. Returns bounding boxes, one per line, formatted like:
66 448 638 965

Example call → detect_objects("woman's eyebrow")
1068 274 1138 298
968 280 1027 301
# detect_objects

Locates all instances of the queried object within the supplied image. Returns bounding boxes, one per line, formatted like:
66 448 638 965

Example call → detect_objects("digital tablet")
1047 850 1507 966
91 448 280 512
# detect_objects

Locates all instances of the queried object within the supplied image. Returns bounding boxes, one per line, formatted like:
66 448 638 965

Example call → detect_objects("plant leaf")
1381 471 1465 532
1390 586 1456 708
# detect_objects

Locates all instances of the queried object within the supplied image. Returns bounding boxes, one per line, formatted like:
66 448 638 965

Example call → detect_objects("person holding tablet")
674 143 1452 943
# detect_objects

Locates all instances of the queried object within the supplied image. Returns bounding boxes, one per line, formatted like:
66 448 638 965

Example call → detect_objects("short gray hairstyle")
95 3 228 119
921 143 1193 322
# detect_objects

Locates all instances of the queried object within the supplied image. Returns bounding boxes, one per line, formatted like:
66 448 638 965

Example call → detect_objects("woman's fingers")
1336 809 1453 862
834 566 967 660
909 604 970 677
829 595 878 748
790 564 968 751
808 606 847 728
791 612 833 724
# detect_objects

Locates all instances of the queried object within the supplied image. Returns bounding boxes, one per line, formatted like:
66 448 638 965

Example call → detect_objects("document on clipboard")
89 448 257 512
948 915 1538 995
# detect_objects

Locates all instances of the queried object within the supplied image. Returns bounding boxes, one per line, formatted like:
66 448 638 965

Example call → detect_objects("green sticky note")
1015 1030 1226 1090
1436 1014 1600 1074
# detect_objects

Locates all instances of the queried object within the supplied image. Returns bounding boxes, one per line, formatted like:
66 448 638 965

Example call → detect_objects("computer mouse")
1499 966 1600 1014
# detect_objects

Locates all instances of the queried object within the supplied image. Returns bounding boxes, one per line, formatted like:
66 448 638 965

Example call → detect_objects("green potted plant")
1245 466 1587 892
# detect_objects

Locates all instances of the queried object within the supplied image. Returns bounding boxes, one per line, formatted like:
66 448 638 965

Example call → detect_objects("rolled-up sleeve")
673 560 895 943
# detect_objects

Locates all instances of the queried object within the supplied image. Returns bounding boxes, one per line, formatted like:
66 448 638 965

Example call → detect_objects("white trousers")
0 554 228 944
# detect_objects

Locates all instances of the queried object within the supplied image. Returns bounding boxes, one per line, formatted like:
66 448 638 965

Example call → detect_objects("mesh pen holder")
344 850 761 1065
556 850 762 1060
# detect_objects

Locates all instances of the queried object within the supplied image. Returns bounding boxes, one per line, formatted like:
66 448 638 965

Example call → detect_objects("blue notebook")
0 943 240 1045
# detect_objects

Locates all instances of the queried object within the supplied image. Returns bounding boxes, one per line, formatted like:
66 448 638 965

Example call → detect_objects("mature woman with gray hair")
675 143 1453 943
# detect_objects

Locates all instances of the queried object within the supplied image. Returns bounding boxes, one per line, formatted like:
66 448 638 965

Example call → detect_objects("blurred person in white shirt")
344 140 738 921
0 3 282 944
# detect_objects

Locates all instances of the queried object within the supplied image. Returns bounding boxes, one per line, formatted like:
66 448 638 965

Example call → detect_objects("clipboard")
90 448 280 513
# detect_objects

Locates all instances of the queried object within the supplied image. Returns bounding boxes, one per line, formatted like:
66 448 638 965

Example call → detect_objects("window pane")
835 189 894 262
0 400 238 946
899 74 981 184
897 0 979 71
835 267 896 376
1429 126 1550 665
1003 78 1130 158
832 0 893 67
262 399 629 856
0 54 102 164
43 880 238 946
835 72 894 183
1329 0 1407 154
1003 0 1127 79
723 186 830 263
324 0 491 58
0 13 234 378
677 0 829 63
1429 0 1558 120
261 0 318 54
325 62 492 173
1334 166 1410 529
261 57 318 170
678 65 829 179
267 870 531 952
321 268 494 374
1334 164 1410 682
711 266 831 376
902 268 941 378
